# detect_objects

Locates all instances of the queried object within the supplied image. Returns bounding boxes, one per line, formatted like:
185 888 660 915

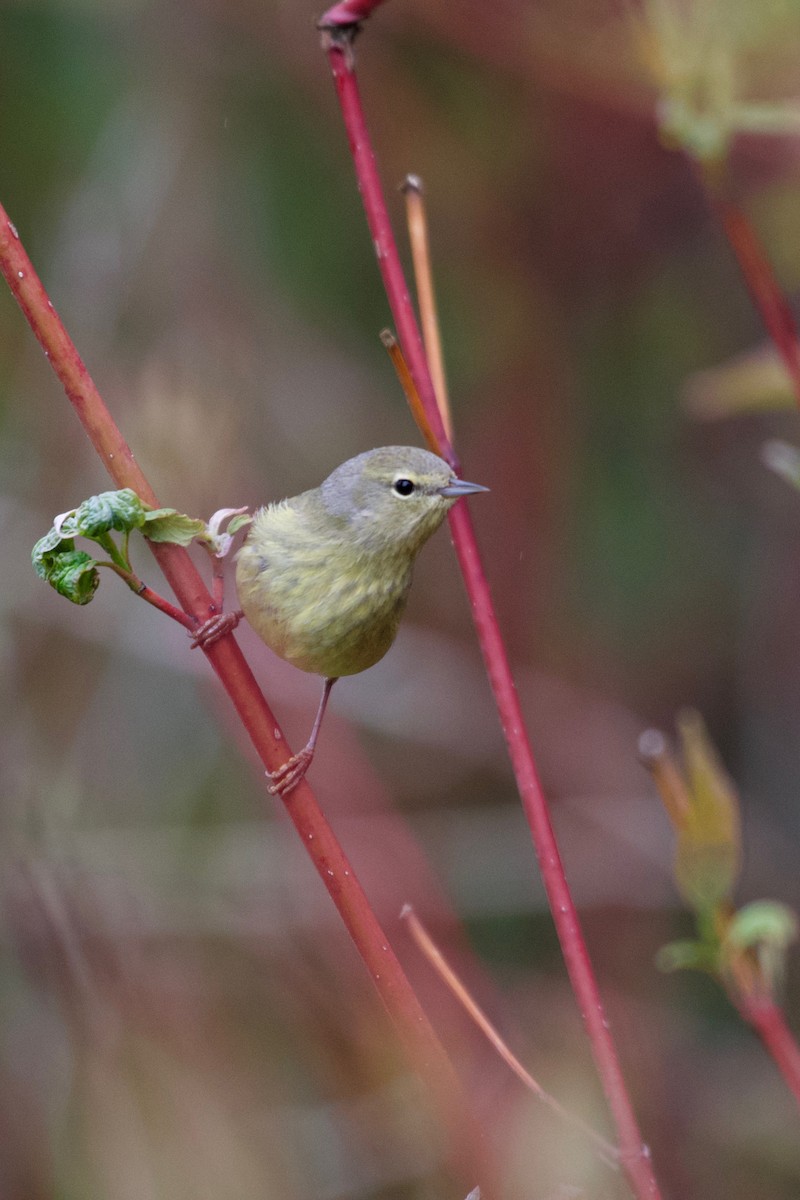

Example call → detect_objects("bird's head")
319 446 487 557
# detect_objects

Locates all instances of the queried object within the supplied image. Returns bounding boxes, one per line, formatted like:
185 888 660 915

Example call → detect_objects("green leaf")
731 103 800 136
724 901 798 994
50 550 100 604
685 348 795 420
72 488 149 538
32 526 72 578
143 509 207 546
226 512 252 537
656 939 719 974
726 901 798 954
674 710 742 912
33 528 100 604
39 544 100 605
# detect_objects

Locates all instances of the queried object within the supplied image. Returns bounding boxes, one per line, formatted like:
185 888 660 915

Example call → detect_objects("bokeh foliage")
4 2 800 1197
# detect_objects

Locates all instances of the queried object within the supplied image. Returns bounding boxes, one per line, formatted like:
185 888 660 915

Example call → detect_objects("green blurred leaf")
644 0 800 164
658 96 730 163
731 102 800 135
724 901 798 995
674 710 742 912
726 901 799 951
685 347 795 419
656 939 719 974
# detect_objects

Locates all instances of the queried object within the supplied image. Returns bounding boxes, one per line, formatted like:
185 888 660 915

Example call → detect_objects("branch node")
318 23 360 68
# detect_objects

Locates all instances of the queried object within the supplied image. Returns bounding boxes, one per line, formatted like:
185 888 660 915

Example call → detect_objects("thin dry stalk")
401 176 454 441
403 907 620 1169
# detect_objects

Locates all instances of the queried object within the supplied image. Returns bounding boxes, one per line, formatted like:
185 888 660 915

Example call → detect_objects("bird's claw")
190 609 243 649
268 748 314 797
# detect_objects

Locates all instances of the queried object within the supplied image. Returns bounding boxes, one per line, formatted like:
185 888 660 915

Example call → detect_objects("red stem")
319 17 662 1199
711 196 800 406
738 995 800 1109
0 204 481 1181
700 185 800 1094
318 0 387 27
130 580 196 629
321 27 455 468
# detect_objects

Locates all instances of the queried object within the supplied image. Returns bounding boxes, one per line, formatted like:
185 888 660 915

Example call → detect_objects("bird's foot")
268 747 315 797
190 609 243 649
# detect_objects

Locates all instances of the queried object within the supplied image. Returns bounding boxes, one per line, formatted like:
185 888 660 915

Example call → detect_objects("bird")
198 446 487 795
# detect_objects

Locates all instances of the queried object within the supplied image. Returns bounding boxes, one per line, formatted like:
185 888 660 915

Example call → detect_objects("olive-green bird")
230 445 487 794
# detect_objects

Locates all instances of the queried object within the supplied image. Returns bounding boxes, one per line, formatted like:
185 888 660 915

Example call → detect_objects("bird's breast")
236 517 413 677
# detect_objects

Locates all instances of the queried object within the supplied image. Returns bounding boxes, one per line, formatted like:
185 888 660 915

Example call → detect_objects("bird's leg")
269 677 338 796
190 553 243 649
190 609 243 649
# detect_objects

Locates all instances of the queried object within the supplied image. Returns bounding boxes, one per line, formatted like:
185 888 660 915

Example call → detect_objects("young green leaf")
641 712 741 914
674 710 742 913
726 901 799 952
143 509 208 545
656 939 719 975
32 526 73 578
70 489 149 538
724 900 798 993
50 551 100 604
225 512 252 537
32 533 100 605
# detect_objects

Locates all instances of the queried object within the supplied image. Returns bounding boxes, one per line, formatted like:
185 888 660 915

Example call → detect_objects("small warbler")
234 445 487 794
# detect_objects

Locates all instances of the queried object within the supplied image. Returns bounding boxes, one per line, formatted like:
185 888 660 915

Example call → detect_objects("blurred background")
3 1 800 1196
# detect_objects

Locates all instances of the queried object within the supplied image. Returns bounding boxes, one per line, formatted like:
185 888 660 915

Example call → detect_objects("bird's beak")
438 477 490 498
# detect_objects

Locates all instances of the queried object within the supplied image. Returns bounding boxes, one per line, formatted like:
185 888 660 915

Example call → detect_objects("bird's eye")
393 478 416 497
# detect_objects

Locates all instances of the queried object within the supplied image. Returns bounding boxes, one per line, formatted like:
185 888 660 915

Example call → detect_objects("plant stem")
94 531 133 573
403 907 620 1168
736 993 800 1108
0 202 484 1187
706 185 800 405
318 0 387 26
696 177 800 1096
381 329 444 455
401 176 454 442
321 25 454 467
319 13 662 1199
95 562 196 629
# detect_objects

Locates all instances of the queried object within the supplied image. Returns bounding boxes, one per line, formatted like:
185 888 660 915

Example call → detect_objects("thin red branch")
694 178 800 1100
738 994 800 1109
319 16 662 1199
318 0 387 30
134 580 196 628
0 204 482 1182
98 561 196 630
321 26 455 469
711 196 800 405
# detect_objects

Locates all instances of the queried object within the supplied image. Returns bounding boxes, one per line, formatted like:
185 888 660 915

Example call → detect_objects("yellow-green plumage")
236 446 481 679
